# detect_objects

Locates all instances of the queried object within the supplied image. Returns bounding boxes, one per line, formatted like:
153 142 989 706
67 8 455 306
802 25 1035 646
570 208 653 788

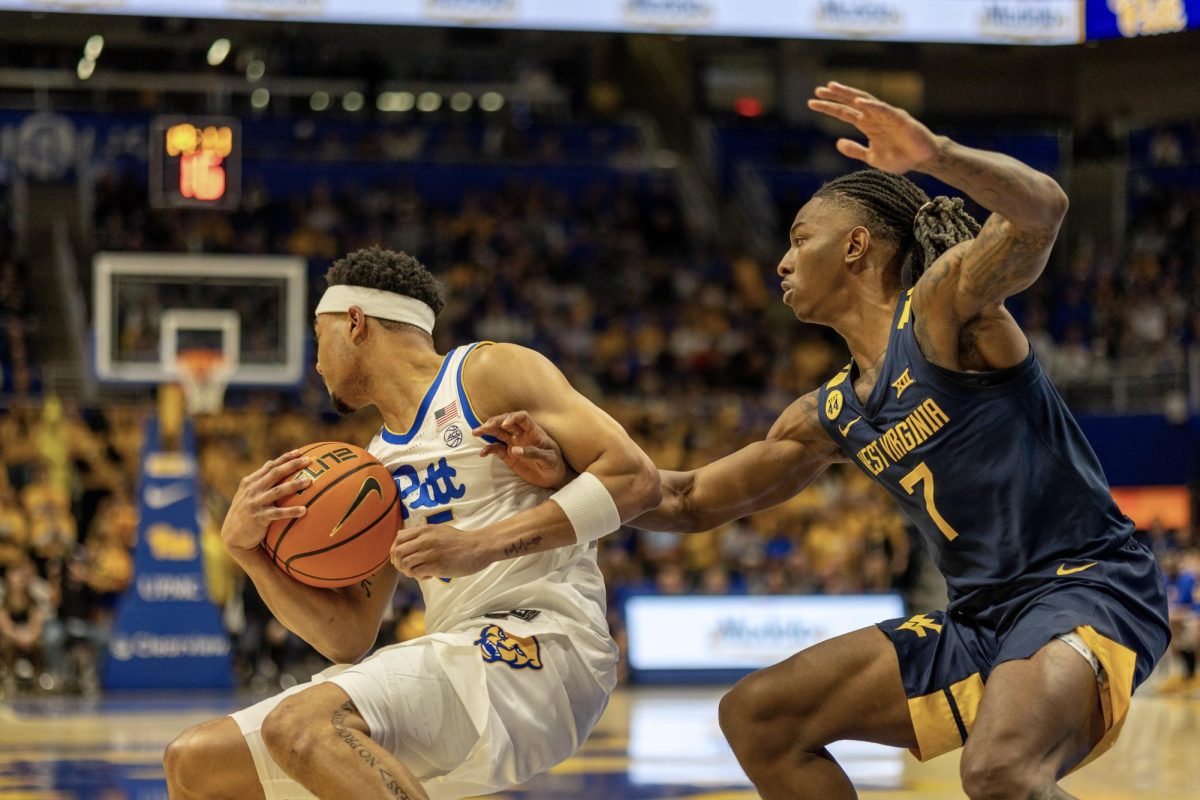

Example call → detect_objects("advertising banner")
625 593 905 681
0 1 1083 44
103 420 233 690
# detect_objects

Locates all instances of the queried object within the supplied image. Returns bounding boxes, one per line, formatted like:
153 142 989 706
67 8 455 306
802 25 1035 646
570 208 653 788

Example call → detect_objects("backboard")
93 252 307 386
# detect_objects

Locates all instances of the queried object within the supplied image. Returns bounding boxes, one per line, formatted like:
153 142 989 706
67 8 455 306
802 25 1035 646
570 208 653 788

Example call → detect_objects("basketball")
264 441 402 588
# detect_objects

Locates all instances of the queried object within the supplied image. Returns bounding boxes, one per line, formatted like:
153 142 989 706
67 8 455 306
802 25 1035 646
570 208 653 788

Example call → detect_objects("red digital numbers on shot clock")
150 116 241 210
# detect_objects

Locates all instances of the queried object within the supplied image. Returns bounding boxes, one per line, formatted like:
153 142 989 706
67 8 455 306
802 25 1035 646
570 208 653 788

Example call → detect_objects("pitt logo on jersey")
392 457 466 521
475 624 543 670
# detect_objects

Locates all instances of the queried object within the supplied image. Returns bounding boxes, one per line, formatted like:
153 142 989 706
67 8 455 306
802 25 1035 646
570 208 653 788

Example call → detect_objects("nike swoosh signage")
331 476 384 537
144 482 192 510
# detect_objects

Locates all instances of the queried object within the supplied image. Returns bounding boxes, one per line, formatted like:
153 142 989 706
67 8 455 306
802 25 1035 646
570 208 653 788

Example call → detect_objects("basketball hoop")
174 349 233 415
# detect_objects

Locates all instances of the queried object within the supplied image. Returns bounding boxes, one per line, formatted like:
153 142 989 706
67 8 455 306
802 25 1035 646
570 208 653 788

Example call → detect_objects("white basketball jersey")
367 342 616 690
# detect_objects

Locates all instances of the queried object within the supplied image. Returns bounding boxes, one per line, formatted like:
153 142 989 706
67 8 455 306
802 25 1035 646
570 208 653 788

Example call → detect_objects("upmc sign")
1086 0 1198 39
103 422 233 690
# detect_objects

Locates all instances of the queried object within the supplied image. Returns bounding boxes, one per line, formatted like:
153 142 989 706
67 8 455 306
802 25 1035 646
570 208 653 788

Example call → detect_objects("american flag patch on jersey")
434 401 459 428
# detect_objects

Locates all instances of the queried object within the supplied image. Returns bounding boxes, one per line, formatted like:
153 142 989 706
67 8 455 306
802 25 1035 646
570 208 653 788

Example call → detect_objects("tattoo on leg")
329 701 412 799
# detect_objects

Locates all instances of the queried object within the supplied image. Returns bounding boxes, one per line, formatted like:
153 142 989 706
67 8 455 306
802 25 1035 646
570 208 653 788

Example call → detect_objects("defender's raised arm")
809 81 1068 318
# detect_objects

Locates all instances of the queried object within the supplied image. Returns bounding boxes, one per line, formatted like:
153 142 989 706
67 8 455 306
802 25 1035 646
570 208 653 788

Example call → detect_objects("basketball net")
174 349 233 416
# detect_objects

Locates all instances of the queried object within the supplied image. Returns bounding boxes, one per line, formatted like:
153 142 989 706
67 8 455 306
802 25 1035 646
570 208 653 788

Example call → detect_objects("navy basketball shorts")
879 542 1169 765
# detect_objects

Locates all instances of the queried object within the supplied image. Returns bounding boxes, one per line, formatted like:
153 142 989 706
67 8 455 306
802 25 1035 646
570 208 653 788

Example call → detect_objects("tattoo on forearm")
504 535 543 558
330 701 412 799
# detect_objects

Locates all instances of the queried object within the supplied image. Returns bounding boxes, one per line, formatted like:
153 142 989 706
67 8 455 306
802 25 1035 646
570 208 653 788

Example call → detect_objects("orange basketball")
264 441 402 588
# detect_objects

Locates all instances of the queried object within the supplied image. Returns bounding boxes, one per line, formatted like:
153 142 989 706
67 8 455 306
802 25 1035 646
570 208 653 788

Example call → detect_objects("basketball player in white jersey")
164 246 661 800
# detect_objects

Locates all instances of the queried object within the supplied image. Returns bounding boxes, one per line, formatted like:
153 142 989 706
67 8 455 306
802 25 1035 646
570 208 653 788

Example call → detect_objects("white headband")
315 285 435 335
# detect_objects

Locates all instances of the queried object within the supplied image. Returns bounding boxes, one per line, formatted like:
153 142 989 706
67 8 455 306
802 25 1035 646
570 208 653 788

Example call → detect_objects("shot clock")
149 115 241 210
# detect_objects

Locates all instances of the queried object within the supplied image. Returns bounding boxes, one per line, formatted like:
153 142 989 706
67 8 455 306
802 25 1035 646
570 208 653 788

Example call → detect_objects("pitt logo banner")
475 624 543 670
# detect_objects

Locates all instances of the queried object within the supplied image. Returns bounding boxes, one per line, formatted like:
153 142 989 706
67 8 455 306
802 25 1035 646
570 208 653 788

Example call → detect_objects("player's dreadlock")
814 169 981 288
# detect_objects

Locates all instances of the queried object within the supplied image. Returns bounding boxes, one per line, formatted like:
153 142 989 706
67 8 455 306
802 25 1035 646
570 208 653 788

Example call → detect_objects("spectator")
0 557 51 693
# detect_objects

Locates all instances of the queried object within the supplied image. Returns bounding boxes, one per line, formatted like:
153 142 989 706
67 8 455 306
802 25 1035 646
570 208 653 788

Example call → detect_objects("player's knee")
719 670 814 757
960 746 1049 800
261 695 322 768
164 723 220 798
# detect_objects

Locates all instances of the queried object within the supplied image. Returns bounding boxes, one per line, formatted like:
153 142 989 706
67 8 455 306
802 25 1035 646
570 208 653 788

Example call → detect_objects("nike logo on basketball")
838 416 862 437
1056 562 1098 576
331 477 383 537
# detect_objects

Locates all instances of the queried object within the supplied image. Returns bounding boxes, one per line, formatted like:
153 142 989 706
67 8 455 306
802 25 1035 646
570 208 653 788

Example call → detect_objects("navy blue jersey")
817 291 1138 620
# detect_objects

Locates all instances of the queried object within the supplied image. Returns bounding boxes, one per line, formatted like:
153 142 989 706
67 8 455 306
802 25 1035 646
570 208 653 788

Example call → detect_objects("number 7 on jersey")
900 462 960 541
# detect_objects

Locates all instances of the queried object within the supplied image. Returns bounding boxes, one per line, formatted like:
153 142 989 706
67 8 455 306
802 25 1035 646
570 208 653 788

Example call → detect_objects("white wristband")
550 472 621 545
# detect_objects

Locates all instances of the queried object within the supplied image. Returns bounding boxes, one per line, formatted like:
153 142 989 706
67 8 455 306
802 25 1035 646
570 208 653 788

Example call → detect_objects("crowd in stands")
0 399 138 694
0 192 35 396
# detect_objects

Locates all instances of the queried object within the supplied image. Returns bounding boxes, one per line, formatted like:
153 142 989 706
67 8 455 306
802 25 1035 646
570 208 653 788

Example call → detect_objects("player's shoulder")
767 388 842 459
461 341 555 380
459 342 568 418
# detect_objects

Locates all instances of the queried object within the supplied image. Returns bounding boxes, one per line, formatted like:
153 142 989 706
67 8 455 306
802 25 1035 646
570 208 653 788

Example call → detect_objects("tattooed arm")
389 343 661 579
917 140 1067 313
630 389 844 533
808 81 1068 367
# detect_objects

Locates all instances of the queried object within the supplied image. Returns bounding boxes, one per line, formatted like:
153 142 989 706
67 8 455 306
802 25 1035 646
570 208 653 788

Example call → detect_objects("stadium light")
207 39 232 67
417 92 442 112
310 91 331 112
342 92 364 112
84 35 104 61
450 92 473 112
246 59 265 82
77 57 96 81
250 88 270 109
479 92 505 112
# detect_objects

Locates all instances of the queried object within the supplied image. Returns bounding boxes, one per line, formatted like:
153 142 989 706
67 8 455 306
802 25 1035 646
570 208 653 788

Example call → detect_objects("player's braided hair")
325 246 446 330
814 169 981 288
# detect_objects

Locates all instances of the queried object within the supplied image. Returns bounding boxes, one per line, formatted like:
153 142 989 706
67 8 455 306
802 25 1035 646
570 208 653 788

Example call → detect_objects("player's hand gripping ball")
264 442 402 587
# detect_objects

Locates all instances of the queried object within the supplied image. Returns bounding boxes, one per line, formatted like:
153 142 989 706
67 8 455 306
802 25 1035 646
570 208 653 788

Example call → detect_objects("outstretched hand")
807 81 941 175
473 411 570 490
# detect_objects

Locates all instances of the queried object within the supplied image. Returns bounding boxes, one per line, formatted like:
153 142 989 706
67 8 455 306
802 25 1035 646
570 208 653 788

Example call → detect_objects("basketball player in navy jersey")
396 82 1170 799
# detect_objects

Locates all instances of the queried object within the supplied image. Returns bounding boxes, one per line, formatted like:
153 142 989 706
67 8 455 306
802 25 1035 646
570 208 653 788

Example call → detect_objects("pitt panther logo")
392 458 466 522
475 625 543 670
896 614 943 638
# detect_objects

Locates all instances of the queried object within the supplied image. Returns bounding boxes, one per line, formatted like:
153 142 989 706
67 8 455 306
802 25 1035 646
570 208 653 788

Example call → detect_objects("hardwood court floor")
0 686 1196 799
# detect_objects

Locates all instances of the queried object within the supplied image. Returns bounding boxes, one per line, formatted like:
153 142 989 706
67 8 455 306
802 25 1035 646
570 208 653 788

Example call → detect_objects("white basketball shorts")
230 618 612 800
